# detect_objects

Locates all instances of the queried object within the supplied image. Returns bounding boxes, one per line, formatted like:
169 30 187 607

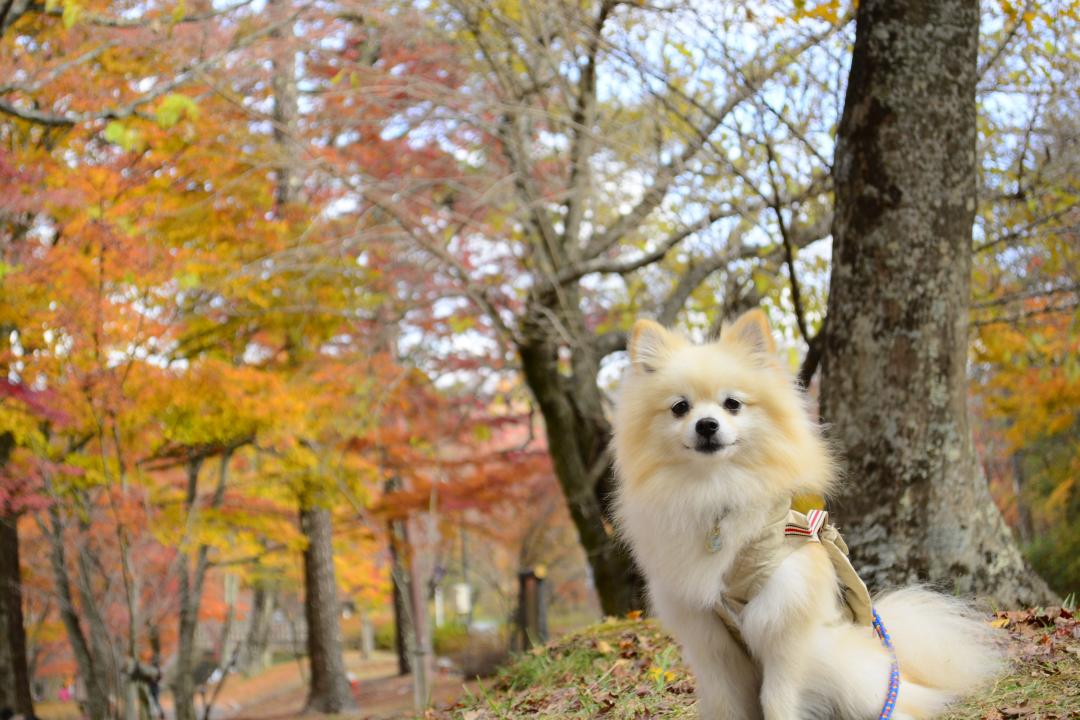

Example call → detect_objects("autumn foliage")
0 0 1078 718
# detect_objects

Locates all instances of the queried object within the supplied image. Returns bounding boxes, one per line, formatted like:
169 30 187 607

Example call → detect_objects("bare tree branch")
972 300 1079 326
975 205 1078 253
656 225 748 326
563 0 616 259
973 283 1079 309
762 132 812 343
362 188 520 353
457 5 563 277
797 332 823 389
0 45 114 95
977 1 1033 79
582 20 845 261
0 0 31 36
557 203 743 283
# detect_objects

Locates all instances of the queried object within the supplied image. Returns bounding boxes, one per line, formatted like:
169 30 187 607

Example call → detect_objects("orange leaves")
146 359 297 453
976 310 1080 451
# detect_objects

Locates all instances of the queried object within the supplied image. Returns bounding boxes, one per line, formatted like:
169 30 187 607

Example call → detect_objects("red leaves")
0 380 70 426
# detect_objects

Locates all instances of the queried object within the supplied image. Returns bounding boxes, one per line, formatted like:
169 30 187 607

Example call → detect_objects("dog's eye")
671 399 691 417
723 397 742 414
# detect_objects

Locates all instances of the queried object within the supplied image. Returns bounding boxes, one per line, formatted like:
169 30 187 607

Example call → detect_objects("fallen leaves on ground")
425 607 1080 720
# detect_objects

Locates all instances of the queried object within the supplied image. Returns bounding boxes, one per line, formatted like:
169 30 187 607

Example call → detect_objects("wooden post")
516 566 548 650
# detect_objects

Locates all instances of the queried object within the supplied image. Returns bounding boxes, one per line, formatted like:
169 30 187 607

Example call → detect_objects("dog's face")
613 310 833 497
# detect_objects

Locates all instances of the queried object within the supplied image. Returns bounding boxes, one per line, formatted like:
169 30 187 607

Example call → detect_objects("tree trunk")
1011 451 1034 543
404 518 432 711
42 500 111 720
173 454 232 720
0 495 33 717
820 0 1053 605
299 505 356 714
518 299 646 616
172 458 207 720
238 585 275 674
74 530 120 716
387 515 412 676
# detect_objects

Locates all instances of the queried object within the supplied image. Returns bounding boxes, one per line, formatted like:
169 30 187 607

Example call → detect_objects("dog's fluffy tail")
876 586 1004 716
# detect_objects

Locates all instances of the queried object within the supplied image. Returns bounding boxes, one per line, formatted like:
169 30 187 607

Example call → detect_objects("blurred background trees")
0 0 1077 717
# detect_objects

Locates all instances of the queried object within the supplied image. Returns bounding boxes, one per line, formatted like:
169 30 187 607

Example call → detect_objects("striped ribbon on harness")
783 508 828 539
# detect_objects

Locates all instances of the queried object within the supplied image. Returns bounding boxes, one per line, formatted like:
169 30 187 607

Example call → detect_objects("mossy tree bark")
820 0 1053 605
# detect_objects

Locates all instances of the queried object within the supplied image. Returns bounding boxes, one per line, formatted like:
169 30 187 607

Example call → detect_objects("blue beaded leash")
871 607 900 720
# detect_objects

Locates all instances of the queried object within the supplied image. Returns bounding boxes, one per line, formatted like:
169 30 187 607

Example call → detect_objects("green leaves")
103 121 145 152
156 94 200 129
100 95 198 152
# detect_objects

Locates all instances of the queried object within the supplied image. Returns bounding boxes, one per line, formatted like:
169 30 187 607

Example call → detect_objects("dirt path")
229 671 471 720
37 653 472 720
223 653 471 720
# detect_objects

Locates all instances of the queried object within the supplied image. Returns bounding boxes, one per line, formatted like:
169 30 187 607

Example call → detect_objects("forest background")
0 0 1077 719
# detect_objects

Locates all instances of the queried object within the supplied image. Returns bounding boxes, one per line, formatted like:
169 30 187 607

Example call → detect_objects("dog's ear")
629 319 673 373
724 309 776 356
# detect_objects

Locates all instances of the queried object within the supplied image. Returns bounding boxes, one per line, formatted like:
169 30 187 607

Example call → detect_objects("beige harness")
710 504 873 652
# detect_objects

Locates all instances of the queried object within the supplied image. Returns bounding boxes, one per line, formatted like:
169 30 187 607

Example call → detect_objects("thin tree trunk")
387 515 412 676
238 585 275 674
74 526 120 712
819 0 1053 605
1011 451 1034 543
173 454 231 720
40 499 111 720
172 457 206 720
518 300 646 616
0 441 33 717
0 516 32 716
405 514 432 711
299 505 356 713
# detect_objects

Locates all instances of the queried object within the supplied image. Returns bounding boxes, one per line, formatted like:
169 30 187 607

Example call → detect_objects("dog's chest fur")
616 466 787 611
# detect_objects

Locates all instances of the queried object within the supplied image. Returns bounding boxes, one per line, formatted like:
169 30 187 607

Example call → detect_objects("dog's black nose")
696 417 719 437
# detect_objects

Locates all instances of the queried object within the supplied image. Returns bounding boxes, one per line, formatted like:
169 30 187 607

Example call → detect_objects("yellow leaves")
999 0 1054 30
171 0 188 24
783 0 846 25
61 0 82 29
669 42 693 61
1047 477 1075 515
148 359 297 450
449 315 475 333
0 403 45 450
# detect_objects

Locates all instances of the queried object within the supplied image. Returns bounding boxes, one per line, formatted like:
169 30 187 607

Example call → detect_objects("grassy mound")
429 608 1079 719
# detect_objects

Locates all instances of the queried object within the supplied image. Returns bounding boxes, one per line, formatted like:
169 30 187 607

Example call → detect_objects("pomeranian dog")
613 310 1001 720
